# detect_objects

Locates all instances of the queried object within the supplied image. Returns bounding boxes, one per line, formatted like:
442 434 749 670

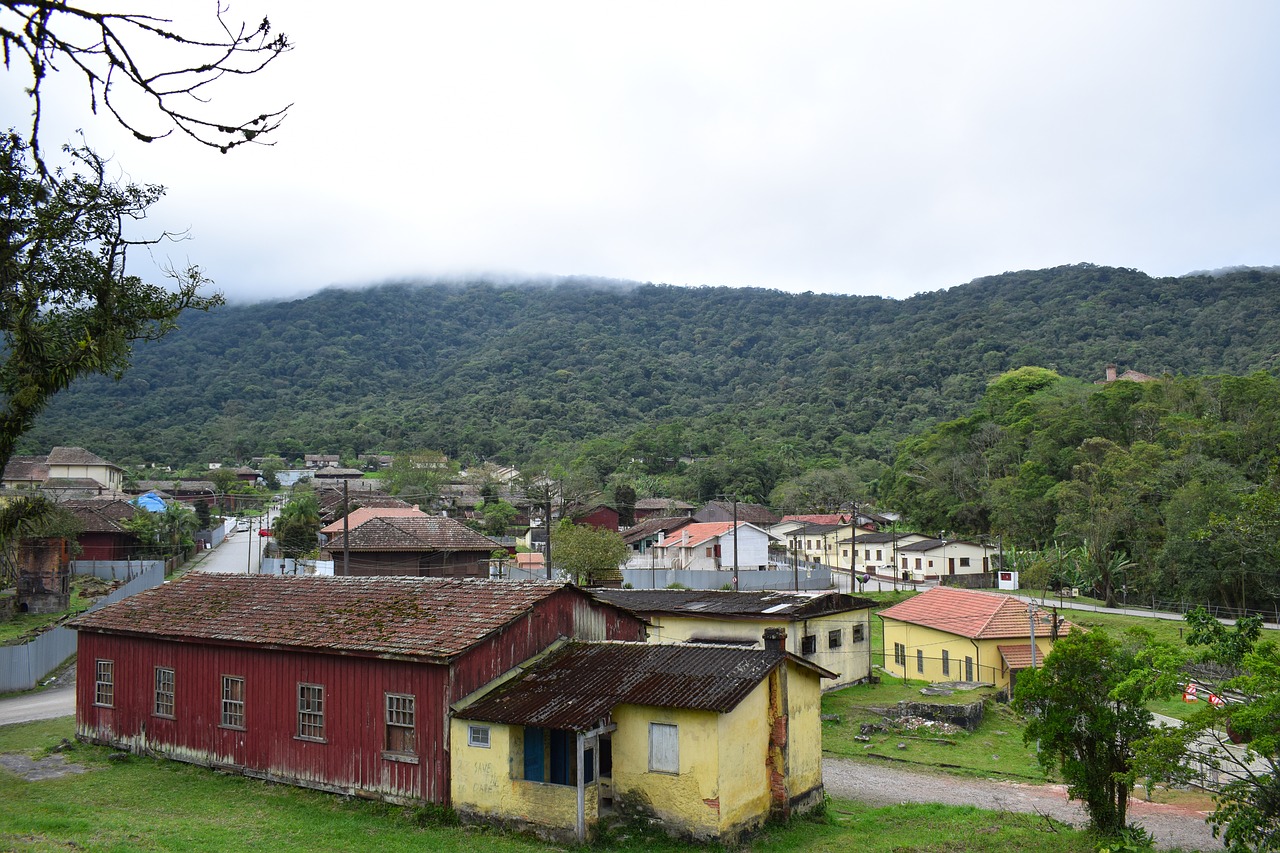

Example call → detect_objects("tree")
550 520 627 587
384 451 448 503
1013 628 1174 837
1173 608 1280 851
275 491 319 559
2 1 291 172
0 133 223 475
477 498 517 537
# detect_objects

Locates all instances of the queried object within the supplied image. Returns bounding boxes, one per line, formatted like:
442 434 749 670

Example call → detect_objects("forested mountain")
21 264 1280 502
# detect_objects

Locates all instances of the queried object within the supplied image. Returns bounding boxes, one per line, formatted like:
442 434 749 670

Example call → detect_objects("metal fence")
69 559 165 581
0 562 166 693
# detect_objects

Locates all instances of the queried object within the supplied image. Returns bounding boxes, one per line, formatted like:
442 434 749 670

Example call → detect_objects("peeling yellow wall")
784 661 824 795
448 718 582 831
645 612 871 689
611 705 722 839
881 620 1054 688
714 681 771 830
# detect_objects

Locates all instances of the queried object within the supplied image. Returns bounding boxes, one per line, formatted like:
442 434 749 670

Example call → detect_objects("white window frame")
468 724 491 748
385 693 416 754
649 722 679 774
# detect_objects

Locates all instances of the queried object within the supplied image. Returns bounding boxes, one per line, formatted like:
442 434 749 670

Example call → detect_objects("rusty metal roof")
456 641 792 730
591 588 875 621
70 573 579 661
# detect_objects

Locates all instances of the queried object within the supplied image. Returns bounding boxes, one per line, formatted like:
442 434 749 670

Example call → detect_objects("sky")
5 2 1280 304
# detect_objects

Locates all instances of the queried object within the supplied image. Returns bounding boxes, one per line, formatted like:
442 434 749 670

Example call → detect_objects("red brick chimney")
763 627 787 654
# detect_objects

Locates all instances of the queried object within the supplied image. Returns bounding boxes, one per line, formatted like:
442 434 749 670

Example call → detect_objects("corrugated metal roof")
70 573 577 660
591 588 875 620
879 587 1073 640
456 642 786 730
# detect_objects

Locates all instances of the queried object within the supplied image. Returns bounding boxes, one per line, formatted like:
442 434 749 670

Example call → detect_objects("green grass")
0 577 108 645
821 680 1049 782
0 717 1120 852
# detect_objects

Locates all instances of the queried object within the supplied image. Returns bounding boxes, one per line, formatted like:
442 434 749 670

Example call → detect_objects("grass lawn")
0 717 1115 853
0 576 114 645
821 679 1049 782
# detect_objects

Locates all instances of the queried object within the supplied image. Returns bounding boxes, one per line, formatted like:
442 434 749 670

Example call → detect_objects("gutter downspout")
576 731 586 843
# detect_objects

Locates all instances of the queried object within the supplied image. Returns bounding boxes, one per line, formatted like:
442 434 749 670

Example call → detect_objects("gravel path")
822 757 1221 851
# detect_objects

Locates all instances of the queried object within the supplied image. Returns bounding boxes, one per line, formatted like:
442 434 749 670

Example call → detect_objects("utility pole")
342 478 350 577
731 497 739 592
1028 601 1039 668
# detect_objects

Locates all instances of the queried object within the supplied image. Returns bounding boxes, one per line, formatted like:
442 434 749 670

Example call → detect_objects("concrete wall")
621 566 831 591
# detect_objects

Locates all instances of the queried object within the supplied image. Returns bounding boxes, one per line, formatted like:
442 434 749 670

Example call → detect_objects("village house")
70 574 647 807
591 588 876 690
693 500 780 527
450 630 832 844
896 538 996 582
62 498 145 561
621 515 695 558
321 513 503 577
653 521 772 572
877 586 1072 692
631 497 696 521
2 446 124 499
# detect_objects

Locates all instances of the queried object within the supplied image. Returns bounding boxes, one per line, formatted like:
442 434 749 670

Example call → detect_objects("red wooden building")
71 573 646 805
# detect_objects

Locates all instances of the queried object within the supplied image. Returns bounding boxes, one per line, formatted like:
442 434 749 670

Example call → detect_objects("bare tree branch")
1 1 291 174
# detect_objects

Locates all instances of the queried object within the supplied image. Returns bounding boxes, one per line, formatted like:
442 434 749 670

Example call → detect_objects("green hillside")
21 264 1280 488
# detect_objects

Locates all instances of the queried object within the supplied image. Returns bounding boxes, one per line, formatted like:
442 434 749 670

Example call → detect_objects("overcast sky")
6 2 1279 303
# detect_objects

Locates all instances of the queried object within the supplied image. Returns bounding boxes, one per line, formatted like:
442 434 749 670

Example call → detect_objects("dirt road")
823 757 1221 851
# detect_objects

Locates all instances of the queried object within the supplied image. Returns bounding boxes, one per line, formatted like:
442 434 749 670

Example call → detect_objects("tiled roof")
48 446 117 467
456 641 792 730
657 521 738 549
135 480 217 493
515 552 545 568
781 514 850 525
62 499 139 533
591 588 876 620
897 538 980 553
70 573 577 660
997 643 1039 670
320 506 429 535
635 498 695 511
326 515 502 552
699 501 780 525
2 456 48 482
621 515 691 545
878 587 1072 640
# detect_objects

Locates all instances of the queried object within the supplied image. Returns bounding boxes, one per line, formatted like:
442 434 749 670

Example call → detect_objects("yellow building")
592 588 875 691
878 586 1071 692
450 633 833 844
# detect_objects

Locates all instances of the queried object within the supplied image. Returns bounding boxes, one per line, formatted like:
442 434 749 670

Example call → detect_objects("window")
523 726 577 785
828 629 842 649
893 642 906 666
965 656 974 681
801 634 817 655
467 724 490 748
649 722 678 774
959 557 971 567
221 676 245 729
916 649 924 673
851 624 865 642
297 683 325 741
942 650 950 676
94 659 114 707
842 549 848 558
876 549 882 561
864 549 871 561
705 546 713 557
385 693 415 753
154 667 175 717
915 558 922 570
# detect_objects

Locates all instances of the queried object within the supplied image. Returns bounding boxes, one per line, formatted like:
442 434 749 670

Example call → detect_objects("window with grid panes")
94 660 114 706
385 693 415 753
221 676 245 728
297 683 325 741
154 667 175 717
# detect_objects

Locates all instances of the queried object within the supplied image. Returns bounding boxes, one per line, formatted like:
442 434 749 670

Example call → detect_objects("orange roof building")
878 586 1071 693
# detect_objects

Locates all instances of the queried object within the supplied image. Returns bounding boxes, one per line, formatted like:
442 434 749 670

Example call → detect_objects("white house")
896 538 996 582
654 522 771 571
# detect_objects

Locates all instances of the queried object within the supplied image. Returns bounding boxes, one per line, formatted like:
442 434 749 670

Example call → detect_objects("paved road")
0 686 75 726
823 756 1218 852
196 509 279 574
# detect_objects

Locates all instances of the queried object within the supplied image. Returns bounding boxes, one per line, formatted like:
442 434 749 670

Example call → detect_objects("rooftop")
878 587 1072 640
591 588 876 620
71 573 578 661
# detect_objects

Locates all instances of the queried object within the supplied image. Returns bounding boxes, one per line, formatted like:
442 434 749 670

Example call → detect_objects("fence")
0 562 166 693
69 559 165 582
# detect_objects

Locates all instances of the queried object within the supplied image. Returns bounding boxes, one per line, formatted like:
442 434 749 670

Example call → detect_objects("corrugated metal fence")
0 563 166 694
